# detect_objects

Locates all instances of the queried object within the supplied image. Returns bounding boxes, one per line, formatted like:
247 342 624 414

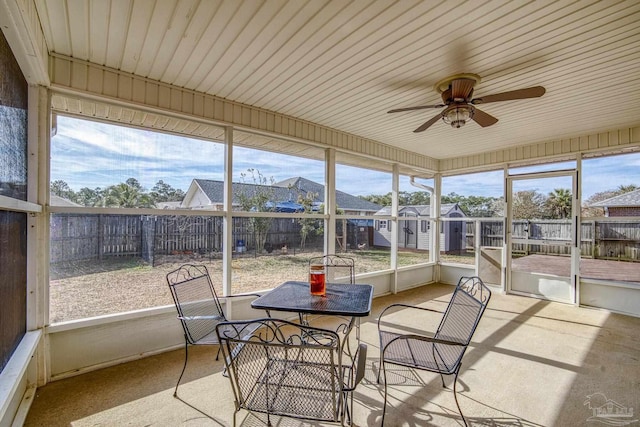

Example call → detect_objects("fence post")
98 214 104 260
593 221 598 259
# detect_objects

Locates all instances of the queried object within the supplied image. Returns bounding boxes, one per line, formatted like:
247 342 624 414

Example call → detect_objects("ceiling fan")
388 73 545 132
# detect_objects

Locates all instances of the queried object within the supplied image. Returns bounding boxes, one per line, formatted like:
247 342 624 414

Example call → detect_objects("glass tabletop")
251 281 373 317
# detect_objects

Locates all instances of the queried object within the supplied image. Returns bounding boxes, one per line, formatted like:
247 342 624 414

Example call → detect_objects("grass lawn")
49 248 431 323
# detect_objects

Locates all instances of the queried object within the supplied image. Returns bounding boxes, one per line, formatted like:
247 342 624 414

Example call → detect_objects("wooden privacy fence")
465 219 640 260
50 214 142 262
50 214 307 265
50 214 640 264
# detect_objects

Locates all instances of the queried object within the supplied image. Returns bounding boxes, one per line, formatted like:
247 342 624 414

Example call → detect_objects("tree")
407 191 430 205
76 187 104 207
50 180 77 203
360 193 391 206
360 190 432 207
512 190 546 219
442 192 500 217
103 180 153 208
545 188 572 219
617 184 638 193
150 180 185 203
489 197 505 217
297 191 319 249
235 169 275 253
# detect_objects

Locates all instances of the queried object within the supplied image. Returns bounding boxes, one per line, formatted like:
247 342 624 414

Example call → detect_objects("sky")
51 116 640 200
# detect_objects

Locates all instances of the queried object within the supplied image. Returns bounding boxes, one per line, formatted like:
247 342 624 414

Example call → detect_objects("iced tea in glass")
309 264 326 296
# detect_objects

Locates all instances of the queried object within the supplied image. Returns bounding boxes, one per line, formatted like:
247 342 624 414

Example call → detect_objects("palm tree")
546 188 572 219
103 181 153 208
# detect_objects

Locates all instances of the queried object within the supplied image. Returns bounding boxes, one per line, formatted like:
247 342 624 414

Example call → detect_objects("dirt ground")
49 249 432 323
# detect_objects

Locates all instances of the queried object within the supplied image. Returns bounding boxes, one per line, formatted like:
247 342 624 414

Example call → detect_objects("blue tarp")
265 200 305 212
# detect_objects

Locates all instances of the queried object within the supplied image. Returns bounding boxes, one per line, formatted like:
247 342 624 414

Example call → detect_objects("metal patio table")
251 280 373 318
251 281 374 356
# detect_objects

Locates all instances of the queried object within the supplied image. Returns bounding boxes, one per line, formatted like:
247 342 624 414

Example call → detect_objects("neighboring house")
179 177 381 249
180 177 381 214
373 203 467 252
590 189 640 217
156 201 183 209
50 193 81 207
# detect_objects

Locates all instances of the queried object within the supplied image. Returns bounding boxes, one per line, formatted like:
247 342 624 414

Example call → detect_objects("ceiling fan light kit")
443 105 474 128
388 73 545 132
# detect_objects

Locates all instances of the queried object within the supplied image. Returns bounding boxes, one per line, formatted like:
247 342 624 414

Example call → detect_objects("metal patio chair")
308 254 356 285
377 276 491 426
166 263 263 396
306 255 360 353
217 318 367 427
306 254 356 330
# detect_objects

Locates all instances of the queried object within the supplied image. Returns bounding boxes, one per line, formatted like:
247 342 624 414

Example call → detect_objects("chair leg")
452 366 467 427
349 391 354 426
215 345 221 361
174 339 189 397
381 360 389 426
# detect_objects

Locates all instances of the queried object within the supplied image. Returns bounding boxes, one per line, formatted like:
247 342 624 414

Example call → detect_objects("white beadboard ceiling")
35 0 640 160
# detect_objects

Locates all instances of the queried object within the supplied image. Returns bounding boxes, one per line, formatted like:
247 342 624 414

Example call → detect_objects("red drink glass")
309 264 326 296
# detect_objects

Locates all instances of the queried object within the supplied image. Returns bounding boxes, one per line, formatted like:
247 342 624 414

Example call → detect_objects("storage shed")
373 203 467 252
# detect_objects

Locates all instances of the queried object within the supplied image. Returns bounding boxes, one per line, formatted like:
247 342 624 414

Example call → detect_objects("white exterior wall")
374 219 434 250
417 221 431 250
373 219 392 247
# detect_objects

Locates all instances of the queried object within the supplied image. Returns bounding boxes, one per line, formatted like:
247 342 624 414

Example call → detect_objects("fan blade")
413 113 442 132
472 86 545 104
451 78 476 101
472 107 498 127
388 104 445 113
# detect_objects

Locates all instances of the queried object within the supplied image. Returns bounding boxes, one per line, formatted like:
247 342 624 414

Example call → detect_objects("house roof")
274 177 381 212
590 189 640 208
188 177 381 212
50 193 81 207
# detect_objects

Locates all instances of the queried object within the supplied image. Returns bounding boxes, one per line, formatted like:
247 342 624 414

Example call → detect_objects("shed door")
399 215 417 249
446 212 464 253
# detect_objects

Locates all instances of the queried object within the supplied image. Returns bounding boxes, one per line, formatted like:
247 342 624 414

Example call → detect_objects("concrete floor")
24 283 640 426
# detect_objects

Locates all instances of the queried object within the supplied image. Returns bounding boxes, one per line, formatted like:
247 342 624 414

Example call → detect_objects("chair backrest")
435 276 491 346
167 264 225 344
309 254 355 284
217 318 346 424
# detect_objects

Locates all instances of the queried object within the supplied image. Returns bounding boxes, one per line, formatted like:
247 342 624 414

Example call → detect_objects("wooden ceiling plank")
178 0 243 89
160 0 220 85
201 0 290 95
119 0 155 74
236 0 381 105
104 0 133 70
214 0 309 99
145 0 198 81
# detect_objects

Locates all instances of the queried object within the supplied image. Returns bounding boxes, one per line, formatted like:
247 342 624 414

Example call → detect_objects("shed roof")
375 203 462 217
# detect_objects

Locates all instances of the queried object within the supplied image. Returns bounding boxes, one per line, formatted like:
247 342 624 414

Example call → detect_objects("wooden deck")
512 254 640 284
